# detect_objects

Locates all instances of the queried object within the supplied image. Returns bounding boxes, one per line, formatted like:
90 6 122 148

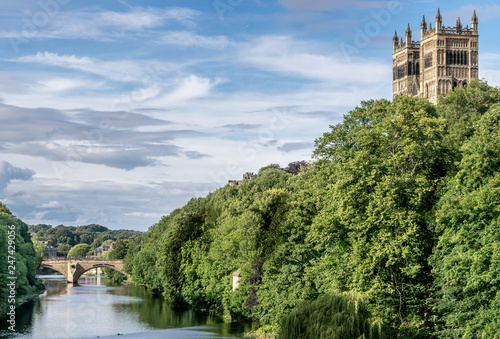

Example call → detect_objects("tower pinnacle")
435 8 442 30
472 9 478 32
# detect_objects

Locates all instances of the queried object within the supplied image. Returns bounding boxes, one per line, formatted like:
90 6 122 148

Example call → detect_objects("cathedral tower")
393 9 479 104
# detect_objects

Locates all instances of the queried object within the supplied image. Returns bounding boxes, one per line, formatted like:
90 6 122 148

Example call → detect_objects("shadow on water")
116 285 251 337
0 275 250 339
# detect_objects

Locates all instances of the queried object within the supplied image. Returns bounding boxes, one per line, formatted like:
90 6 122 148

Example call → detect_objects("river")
0 275 250 339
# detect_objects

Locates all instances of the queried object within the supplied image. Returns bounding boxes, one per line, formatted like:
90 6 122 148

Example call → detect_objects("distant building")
94 242 115 256
393 9 479 104
232 269 242 291
43 241 57 259
227 172 255 186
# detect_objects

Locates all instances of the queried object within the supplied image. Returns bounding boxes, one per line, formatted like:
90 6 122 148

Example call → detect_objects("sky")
1 0 499 231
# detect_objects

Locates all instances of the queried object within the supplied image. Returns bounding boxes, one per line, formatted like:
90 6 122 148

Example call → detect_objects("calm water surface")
1 275 250 339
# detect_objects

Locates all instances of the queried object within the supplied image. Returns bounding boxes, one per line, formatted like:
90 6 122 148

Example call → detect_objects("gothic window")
398 65 405 79
425 53 433 68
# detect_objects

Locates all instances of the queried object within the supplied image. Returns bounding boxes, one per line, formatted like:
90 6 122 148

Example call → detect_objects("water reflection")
0 275 250 339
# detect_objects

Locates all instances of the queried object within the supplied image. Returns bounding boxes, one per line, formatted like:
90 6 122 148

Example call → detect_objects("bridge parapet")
41 259 127 283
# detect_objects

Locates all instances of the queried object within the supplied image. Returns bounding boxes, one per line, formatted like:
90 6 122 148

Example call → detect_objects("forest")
29 223 143 257
118 80 500 338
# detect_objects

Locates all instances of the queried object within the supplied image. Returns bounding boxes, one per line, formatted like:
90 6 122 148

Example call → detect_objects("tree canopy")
67 243 91 258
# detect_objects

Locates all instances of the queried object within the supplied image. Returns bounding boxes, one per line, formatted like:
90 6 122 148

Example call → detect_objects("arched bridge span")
41 259 128 283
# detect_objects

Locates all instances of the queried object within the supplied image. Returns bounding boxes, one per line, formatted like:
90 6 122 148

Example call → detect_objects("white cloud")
37 78 92 92
40 201 61 208
158 75 222 105
9 52 175 83
160 31 230 49
0 7 200 41
240 35 390 84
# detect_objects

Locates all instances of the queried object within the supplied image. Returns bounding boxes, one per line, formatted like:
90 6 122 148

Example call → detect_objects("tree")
311 96 448 335
0 204 44 316
67 244 91 258
32 240 46 267
283 161 308 175
430 103 500 337
258 163 282 174
279 292 382 339
0 201 11 215
103 239 130 283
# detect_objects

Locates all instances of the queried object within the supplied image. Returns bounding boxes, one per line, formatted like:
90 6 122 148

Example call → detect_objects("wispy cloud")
160 31 230 49
279 0 389 11
443 5 500 22
9 51 174 83
222 123 263 130
240 35 390 84
0 6 201 41
278 141 314 152
0 104 204 170
4 178 219 231
156 75 222 105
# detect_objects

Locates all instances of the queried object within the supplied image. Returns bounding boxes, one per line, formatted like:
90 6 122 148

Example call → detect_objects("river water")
1 275 250 339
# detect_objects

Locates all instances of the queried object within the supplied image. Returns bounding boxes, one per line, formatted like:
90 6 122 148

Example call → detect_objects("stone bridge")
41 259 128 283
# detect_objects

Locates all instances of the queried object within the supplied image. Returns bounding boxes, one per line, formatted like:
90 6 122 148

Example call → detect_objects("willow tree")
279 292 382 339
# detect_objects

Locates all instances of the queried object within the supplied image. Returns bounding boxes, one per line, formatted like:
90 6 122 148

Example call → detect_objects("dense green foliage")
103 238 136 283
29 223 142 256
67 243 91 258
279 292 381 339
120 80 500 337
430 103 500 338
0 202 44 316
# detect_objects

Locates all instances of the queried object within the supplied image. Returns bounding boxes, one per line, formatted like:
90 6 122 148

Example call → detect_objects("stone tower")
393 9 479 104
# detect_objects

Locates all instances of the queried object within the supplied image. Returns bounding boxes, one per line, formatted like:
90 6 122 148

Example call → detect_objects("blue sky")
0 0 499 231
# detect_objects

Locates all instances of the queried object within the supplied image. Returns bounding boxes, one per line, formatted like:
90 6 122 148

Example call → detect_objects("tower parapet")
393 9 479 104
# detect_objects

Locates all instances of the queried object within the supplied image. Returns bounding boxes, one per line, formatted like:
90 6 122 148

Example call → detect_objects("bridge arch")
41 259 129 283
